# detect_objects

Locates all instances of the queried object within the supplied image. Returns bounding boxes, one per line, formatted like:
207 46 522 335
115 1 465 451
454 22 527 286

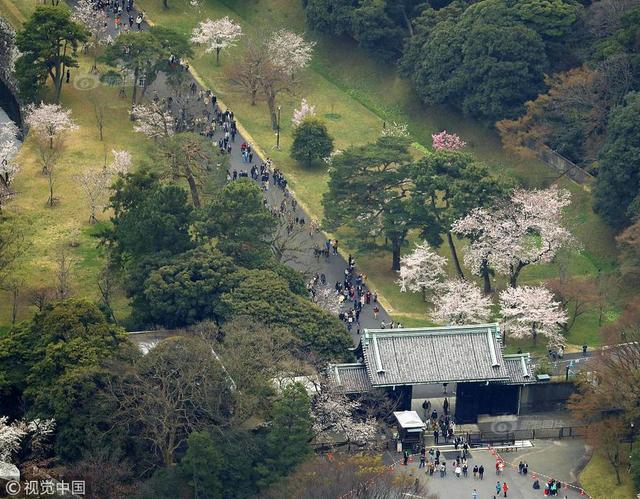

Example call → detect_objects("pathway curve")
71 0 393 345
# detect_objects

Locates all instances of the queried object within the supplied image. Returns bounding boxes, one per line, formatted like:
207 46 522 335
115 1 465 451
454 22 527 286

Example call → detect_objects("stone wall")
519 381 576 414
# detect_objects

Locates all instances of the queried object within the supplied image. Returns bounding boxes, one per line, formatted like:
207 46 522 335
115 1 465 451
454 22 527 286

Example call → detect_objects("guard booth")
393 411 425 448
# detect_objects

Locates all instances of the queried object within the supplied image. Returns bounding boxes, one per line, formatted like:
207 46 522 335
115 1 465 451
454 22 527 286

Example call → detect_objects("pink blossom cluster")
431 130 466 151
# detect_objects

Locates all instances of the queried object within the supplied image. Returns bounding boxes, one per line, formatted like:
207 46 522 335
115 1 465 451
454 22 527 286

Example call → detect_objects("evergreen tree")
290 118 334 166
594 92 640 229
15 6 89 102
258 383 312 487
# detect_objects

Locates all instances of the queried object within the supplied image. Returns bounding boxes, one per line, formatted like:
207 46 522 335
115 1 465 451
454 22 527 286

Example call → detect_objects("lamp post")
276 105 281 150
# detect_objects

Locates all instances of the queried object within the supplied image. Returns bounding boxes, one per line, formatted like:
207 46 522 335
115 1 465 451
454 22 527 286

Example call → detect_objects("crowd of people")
86 0 390 338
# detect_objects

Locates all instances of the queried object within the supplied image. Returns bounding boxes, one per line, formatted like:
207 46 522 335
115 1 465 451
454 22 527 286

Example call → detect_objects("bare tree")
226 39 264 106
97 263 118 324
89 93 107 141
270 213 315 266
266 454 433 499
55 247 74 300
106 336 234 466
0 217 24 289
28 286 56 312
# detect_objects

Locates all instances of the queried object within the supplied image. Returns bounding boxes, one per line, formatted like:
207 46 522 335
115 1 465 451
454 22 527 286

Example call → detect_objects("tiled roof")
328 363 373 393
503 354 535 384
362 324 511 386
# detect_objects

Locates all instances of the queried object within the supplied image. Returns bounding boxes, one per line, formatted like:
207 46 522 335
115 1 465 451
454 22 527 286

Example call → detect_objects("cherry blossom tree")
0 416 25 463
76 149 131 223
381 121 410 138
25 103 79 206
25 103 78 152
312 389 378 450
397 241 447 300
292 98 316 127
74 169 111 224
131 102 174 140
269 29 315 73
432 279 492 325
432 130 466 151
190 16 243 65
452 209 497 294
0 416 55 463
0 122 20 187
108 149 132 176
72 0 109 70
311 287 342 316
0 121 19 166
453 186 575 288
499 285 568 347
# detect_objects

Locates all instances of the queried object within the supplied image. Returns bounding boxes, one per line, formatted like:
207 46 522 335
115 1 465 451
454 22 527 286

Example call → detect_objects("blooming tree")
72 0 109 68
269 29 315 73
190 16 243 65
453 186 575 288
292 98 317 127
499 285 568 347
25 103 79 206
0 122 20 186
432 130 466 151
381 121 410 138
311 287 342 316
0 416 25 463
0 417 55 463
397 241 447 299
432 279 492 325
74 169 111 224
108 149 132 176
312 389 378 449
323 148 343 165
131 102 175 139
0 121 19 165
24 103 78 151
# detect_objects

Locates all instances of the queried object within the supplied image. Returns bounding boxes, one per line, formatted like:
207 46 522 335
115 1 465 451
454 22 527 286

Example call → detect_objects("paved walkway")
396 441 590 498
71 0 393 344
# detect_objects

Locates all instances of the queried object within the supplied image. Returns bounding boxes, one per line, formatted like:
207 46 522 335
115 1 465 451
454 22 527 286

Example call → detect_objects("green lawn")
0 50 149 324
580 451 636 499
135 0 619 348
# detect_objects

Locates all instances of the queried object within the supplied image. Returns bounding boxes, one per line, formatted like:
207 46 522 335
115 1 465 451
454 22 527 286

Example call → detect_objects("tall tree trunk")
400 5 414 36
480 260 491 294
447 231 464 278
163 0 169 8
48 171 54 206
131 67 139 105
509 261 525 287
391 237 401 271
266 92 278 130
216 47 221 65
185 172 201 208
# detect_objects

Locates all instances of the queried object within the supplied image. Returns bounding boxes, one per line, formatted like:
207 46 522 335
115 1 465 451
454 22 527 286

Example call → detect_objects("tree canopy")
15 6 89 103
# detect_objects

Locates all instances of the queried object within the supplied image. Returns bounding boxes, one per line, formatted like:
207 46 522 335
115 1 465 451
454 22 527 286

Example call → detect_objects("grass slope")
0 47 150 323
580 452 636 499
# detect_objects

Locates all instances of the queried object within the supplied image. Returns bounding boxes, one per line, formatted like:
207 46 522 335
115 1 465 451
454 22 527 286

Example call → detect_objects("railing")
467 425 586 445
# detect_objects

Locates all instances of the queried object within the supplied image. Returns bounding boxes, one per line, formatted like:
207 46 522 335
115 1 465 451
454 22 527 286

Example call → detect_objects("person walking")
496 481 501 495
472 490 478 499
433 429 439 445
479 465 484 480
455 465 461 478
502 481 509 497
473 464 478 479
